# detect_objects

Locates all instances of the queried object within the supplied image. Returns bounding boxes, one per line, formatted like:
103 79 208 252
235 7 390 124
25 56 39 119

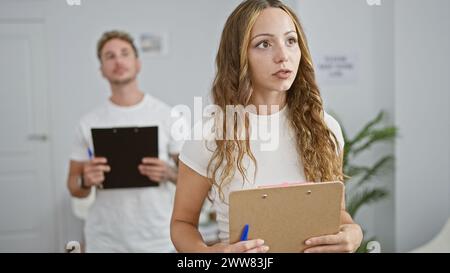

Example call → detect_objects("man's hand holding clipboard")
81 151 110 189
138 157 177 184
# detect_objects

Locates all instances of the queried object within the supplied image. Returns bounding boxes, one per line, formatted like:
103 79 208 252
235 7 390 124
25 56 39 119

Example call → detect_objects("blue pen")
87 147 94 160
240 224 249 241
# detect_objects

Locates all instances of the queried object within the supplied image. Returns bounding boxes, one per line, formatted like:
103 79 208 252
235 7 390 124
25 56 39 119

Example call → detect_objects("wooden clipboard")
229 181 343 253
91 126 159 189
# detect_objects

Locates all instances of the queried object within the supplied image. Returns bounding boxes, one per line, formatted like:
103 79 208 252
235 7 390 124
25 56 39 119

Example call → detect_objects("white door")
0 22 56 252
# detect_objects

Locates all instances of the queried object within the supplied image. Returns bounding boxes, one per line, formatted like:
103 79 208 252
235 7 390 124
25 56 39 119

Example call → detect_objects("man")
67 30 184 252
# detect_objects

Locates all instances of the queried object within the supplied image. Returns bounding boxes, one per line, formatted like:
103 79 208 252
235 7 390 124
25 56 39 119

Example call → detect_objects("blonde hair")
208 0 343 201
96 30 139 61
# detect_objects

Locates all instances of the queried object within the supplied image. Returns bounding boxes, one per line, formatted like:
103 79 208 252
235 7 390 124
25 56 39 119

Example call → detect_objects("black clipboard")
91 126 159 189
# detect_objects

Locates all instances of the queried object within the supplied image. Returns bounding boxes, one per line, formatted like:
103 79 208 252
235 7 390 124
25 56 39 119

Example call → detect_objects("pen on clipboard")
240 224 249 241
88 147 105 189
87 147 94 160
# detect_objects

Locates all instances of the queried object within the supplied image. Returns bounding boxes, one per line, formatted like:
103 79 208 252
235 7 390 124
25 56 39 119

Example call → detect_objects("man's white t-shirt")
70 94 184 252
179 106 344 243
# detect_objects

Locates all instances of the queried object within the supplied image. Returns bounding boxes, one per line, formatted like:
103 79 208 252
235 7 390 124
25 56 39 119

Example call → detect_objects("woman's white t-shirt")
70 94 184 252
179 106 344 242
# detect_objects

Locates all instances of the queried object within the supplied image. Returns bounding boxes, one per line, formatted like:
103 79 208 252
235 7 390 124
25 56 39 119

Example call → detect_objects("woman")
171 0 363 253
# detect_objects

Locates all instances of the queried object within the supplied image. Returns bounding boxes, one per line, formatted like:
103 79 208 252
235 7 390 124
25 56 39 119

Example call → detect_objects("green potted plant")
336 111 398 252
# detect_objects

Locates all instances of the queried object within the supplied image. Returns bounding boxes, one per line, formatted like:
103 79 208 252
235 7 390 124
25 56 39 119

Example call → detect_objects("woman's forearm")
171 219 211 253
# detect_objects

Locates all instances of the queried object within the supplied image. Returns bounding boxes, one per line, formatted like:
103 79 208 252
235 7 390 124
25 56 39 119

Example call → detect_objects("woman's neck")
250 90 287 115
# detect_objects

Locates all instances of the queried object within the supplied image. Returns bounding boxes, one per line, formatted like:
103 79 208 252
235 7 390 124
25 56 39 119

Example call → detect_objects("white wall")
296 0 450 252
295 0 396 251
394 0 450 252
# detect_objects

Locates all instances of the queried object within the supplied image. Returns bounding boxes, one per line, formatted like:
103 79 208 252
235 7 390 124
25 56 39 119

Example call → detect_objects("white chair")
409 218 450 253
66 188 95 253
71 187 96 220
366 241 381 253
65 241 81 253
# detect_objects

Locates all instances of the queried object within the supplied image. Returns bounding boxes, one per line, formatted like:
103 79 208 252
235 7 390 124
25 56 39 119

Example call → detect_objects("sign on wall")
314 53 358 85
139 32 169 57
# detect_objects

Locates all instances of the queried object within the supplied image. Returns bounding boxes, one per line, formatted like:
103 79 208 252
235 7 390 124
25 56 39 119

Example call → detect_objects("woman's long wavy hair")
208 0 343 201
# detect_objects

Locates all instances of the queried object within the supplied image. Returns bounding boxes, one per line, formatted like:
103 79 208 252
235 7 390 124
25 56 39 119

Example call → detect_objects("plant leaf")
348 111 384 148
347 188 388 217
355 155 395 187
352 127 397 156
345 165 371 178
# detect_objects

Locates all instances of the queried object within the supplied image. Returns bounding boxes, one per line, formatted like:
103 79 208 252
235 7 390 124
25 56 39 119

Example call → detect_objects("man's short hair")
97 30 139 61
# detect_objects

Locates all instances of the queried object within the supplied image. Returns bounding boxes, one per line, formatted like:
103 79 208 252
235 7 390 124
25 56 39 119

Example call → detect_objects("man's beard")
110 75 136 86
